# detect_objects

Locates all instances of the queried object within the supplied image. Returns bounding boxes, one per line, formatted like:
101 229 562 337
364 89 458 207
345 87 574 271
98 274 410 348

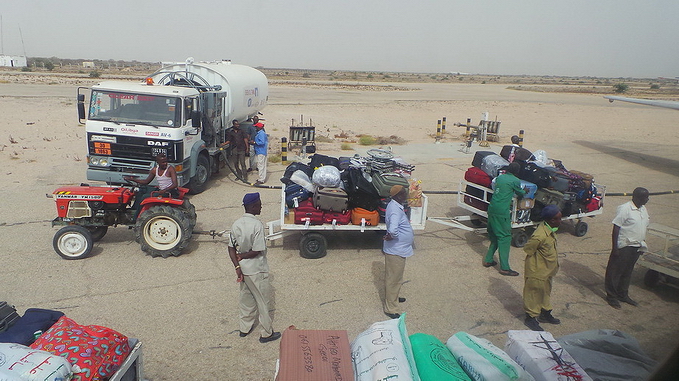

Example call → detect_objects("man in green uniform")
483 162 527 276
523 204 562 331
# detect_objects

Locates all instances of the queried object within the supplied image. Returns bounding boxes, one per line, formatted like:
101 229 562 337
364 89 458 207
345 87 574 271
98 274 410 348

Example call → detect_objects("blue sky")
2 0 676 77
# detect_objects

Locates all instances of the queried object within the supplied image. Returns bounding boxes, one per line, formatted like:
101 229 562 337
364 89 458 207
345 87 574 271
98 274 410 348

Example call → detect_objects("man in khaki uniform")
228 192 280 343
522 204 562 331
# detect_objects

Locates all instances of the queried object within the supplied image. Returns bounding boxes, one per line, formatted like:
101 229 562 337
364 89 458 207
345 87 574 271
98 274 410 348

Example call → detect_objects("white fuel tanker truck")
77 58 268 194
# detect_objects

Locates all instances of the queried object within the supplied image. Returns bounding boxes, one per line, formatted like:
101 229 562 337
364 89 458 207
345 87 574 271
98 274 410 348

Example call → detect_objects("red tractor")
50 182 196 259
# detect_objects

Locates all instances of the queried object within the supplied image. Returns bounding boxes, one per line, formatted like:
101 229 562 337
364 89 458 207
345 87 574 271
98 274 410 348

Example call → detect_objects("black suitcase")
0 301 20 333
518 162 551 188
281 162 314 185
472 151 496 168
309 154 340 169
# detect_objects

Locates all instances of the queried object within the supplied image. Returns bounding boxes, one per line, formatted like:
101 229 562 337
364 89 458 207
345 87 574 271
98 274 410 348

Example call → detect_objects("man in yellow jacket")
522 204 562 331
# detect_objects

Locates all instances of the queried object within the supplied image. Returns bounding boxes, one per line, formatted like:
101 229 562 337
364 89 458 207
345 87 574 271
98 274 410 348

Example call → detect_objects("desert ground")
1 69 678 380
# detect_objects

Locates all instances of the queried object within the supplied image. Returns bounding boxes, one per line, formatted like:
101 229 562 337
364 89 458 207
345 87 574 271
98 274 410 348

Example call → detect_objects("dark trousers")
605 246 642 301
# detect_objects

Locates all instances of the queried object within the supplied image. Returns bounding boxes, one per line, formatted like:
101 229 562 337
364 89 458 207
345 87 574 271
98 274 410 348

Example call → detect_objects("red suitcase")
323 210 352 225
294 200 324 225
464 167 492 188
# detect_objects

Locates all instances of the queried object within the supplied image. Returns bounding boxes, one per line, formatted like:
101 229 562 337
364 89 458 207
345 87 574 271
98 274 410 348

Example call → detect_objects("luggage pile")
345 314 593 381
281 152 420 226
464 145 602 222
0 302 133 381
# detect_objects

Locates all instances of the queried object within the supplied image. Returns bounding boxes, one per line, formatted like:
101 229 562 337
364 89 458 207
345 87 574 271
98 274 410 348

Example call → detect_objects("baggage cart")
266 187 428 259
637 223 679 288
109 339 143 381
428 180 605 247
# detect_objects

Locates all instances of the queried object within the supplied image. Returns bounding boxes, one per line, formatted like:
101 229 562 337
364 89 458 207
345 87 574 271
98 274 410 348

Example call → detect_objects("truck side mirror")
191 110 201 128
77 93 86 124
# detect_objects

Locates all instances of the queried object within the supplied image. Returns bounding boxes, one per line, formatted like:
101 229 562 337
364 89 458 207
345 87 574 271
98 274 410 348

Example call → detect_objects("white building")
0 55 27 67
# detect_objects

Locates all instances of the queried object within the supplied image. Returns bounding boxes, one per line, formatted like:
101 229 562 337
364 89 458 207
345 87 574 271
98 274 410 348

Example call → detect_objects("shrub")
268 154 281 163
613 83 628 93
650 84 660 89
341 143 353 150
358 135 377 145
302 73 311 78
89 71 101 78
21 66 32 72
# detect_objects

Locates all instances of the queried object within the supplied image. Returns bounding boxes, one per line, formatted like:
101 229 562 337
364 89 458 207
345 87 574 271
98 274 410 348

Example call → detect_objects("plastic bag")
351 314 420 381
531 150 549 166
0 342 74 381
312 165 341 188
409 333 470 380
290 170 315 192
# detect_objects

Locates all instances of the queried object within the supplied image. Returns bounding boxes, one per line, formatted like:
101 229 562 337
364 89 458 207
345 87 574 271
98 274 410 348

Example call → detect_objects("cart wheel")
470 214 485 227
574 221 588 237
644 270 662 288
299 232 327 259
511 230 528 248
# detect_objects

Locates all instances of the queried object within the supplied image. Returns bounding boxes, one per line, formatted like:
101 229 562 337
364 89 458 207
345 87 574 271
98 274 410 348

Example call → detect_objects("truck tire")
135 205 192 258
299 232 327 259
53 225 93 260
87 226 108 242
187 155 210 194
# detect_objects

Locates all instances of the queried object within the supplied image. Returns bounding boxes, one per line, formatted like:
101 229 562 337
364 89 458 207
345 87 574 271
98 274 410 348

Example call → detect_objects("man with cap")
483 162 527 276
227 192 281 343
523 204 562 331
253 118 268 185
382 185 414 319
605 187 650 309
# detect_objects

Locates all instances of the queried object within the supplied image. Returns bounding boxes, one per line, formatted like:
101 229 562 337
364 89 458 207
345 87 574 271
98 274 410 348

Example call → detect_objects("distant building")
0 55 27 67
82 61 95 68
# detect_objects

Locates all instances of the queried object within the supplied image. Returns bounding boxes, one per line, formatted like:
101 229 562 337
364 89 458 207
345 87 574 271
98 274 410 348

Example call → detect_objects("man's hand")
236 268 244 283
383 233 393 241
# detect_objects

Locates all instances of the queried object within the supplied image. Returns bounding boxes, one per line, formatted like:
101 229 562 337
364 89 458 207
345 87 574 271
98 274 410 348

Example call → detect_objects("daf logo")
147 141 170 147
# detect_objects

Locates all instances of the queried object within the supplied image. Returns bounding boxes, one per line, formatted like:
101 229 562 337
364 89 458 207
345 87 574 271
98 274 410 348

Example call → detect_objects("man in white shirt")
228 192 281 343
605 187 650 309
383 185 414 319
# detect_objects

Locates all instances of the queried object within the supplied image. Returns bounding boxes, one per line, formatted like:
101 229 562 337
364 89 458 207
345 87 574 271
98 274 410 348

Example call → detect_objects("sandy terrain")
1 73 678 380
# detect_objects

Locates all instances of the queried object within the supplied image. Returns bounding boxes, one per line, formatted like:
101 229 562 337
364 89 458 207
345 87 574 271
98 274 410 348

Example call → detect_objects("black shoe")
385 312 400 319
606 298 622 309
538 309 561 325
239 327 254 337
483 261 497 268
398 297 406 303
499 269 520 276
524 316 544 331
621 297 638 306
259 331 281 343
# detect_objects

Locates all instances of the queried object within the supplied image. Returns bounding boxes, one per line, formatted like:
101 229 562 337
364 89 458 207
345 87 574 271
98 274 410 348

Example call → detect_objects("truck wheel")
511 230 528 248
135 205 192 258
574 221 588 237
87 226 108 242
299 232 327 259
53 226 93 260
644 270 662 288
188 155 210 194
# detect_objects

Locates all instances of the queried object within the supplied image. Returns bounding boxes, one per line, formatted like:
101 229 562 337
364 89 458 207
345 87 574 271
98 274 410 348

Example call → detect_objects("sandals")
499 269 520 276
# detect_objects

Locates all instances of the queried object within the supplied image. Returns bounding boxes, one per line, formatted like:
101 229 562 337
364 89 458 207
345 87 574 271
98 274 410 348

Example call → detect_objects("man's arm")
227 245 244 282
125 168 155 185
165 166 178 191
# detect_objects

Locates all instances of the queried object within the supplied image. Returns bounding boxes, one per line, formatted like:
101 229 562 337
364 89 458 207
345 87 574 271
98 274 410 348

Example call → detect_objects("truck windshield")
89 90 181 127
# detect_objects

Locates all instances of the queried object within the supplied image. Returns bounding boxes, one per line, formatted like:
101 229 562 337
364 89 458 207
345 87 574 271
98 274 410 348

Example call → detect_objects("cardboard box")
276 326 354 381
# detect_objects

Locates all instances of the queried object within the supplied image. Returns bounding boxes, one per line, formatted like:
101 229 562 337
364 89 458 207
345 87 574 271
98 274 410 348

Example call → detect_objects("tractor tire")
87 226 108 242
53 225 93 260
299 232 328 259
187 155 210 195
135 205 192 258
180 199 197 230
